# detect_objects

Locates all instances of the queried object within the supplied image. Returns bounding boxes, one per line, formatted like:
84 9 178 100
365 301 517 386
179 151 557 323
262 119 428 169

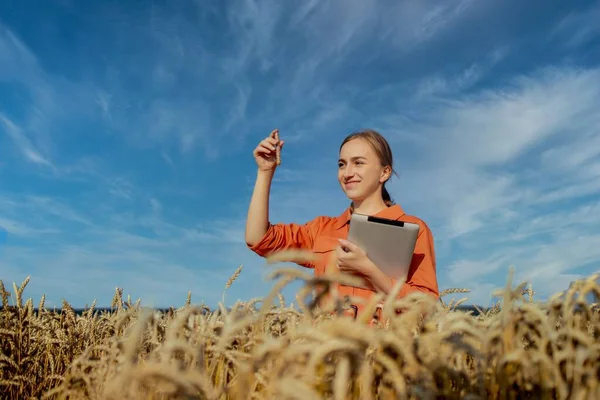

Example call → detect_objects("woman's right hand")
253 129 284 172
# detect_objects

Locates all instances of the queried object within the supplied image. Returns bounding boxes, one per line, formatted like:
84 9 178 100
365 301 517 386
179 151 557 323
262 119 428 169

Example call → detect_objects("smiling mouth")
344 181 360 187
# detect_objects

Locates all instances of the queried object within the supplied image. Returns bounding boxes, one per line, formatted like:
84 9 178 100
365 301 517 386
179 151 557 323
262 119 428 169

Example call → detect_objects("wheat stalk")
225 265 243 290
0 270 598 399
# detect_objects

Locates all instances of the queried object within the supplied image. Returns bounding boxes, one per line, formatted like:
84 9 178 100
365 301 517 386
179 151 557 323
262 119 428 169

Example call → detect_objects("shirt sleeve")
391 222 439 299
246 218 322 268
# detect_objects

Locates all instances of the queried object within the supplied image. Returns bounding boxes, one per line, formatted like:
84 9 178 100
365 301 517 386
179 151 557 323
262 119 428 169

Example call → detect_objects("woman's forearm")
245 169 275 246
362 261 395 294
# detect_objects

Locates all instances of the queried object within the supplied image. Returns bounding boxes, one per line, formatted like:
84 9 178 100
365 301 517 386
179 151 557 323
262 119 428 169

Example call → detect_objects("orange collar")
333 203 406 230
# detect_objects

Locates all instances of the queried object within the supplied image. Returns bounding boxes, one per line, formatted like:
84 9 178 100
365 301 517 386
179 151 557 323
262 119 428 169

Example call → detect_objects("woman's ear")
380 166 392 182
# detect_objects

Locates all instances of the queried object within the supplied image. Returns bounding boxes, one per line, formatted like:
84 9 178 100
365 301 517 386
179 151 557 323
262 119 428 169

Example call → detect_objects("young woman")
245 128 439 318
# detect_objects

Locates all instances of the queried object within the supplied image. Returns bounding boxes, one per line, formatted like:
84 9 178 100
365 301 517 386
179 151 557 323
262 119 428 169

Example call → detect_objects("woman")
245 128 439 319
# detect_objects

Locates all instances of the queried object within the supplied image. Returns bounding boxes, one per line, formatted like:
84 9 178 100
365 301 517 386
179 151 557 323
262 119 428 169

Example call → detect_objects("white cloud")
213 0 479 143
0 24 39 80
418 68 599 168
551 1 600 49
388 66 600 225
382 66 600 305
0 195 90 234
408 0 475 44
95 91 112 120
1 1 478 164
414 47 510 99
0 114 54 168
0 216 60 238
0 24 100 173
0 189 257 308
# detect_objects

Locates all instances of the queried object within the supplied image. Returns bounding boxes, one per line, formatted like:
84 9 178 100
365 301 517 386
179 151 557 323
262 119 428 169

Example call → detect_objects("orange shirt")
247 203 439 317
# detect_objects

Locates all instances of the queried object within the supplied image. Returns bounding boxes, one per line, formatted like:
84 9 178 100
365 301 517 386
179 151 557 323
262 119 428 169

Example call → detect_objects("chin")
340 184 365 201
343 191 364 202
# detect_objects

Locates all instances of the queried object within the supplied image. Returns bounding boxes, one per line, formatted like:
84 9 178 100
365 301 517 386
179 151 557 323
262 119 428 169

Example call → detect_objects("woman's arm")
245 169 319 267
394 224 439 298
246 130 289 248
245 136 319 267
245 169 275 247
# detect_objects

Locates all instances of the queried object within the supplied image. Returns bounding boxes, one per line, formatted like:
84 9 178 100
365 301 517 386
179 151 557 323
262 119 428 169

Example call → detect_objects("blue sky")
1 0 599 309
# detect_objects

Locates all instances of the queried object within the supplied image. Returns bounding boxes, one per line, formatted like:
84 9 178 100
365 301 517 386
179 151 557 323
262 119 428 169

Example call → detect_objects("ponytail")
382 184 394 207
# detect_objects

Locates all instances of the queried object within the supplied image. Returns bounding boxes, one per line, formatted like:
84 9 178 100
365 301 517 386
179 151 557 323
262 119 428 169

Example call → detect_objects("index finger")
337 238 354 251
336 244 348 255
269 128 279 139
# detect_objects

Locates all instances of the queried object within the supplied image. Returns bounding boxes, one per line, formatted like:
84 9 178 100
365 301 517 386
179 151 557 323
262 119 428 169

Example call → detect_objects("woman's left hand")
335 238 375 276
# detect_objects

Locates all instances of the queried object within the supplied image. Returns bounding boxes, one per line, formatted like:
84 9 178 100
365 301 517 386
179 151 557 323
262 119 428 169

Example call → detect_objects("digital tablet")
346 213 420 287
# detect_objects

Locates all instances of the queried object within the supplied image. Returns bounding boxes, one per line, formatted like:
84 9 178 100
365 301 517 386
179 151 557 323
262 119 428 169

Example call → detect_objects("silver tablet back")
347 213 420 281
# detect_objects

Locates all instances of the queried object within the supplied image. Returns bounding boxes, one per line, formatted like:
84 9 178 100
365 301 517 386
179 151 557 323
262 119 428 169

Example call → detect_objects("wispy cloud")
0 24 99 175
0 114 54 167
383 65 600 305
0 188 253 307
414 47 510 99
552 1 600 49
0 24 39 80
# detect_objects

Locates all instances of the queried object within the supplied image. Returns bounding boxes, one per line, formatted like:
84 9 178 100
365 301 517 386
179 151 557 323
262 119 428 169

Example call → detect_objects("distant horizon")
2 274 598 313
2 298 598 316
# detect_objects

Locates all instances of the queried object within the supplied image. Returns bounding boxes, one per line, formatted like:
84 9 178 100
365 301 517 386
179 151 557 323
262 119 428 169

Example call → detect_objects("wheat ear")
274 130 281 165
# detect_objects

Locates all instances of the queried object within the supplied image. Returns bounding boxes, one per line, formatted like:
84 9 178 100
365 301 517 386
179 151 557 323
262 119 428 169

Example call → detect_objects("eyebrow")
338 156 367 162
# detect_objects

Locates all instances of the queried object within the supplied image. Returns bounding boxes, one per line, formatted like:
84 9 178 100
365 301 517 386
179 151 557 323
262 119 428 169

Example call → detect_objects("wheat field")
1 261 599 400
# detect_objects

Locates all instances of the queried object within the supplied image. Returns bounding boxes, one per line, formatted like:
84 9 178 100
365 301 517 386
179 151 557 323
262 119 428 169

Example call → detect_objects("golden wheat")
0 264 598 399
274 129 281 166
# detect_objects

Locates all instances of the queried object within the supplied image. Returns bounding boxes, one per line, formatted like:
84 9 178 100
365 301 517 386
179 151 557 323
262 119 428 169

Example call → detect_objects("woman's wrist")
257 168 275 177
362 260 393 294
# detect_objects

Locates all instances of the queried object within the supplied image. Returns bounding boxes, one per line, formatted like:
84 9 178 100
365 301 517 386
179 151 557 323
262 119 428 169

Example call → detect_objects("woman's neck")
351 196 388 215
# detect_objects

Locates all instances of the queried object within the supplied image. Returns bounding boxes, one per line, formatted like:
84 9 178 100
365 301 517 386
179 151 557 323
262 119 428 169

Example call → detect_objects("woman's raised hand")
253 129 284 172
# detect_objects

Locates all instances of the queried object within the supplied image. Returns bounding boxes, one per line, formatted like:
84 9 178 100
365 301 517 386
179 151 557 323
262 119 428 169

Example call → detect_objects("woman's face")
337 138 388 202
